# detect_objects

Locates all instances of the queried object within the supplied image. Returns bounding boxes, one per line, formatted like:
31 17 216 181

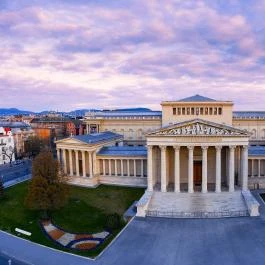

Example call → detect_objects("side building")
0 127 15 165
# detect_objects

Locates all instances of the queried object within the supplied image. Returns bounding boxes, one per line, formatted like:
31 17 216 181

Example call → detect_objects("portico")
146 119 249 194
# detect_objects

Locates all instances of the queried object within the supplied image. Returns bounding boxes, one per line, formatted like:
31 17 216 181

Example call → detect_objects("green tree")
24 151 68 218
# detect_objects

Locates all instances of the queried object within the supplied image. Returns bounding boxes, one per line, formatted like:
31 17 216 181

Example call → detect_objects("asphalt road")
0 160 31 183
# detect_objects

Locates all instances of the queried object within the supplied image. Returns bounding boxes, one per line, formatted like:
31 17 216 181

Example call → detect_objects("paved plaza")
0 191 265 265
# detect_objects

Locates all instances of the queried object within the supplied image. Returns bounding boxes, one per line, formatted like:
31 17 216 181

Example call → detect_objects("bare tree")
2 146 15 166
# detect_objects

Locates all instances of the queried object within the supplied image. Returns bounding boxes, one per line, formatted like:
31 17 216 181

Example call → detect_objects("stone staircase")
146 191 249 218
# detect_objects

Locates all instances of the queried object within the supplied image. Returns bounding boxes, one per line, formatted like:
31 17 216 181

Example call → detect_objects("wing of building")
56 95 264 218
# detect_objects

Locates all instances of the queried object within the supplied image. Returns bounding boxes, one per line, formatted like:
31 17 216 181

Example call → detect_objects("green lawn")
0 182 144 257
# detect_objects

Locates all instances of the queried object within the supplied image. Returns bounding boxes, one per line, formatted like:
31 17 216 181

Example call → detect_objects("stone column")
121 159 124 176
251 159 254 178
93 151 97 175
134 160 136 177
115 159 118 176
147 146 153 191
160 146 167 192
69 150 73 176
229 146 236 192
202 146 208 193
63 149 67 174
127 160 130 176
258 159 261 178
109 159 112 176
215 146 222 193
103 159 106 176
57 149 60 163
141 159 144 177
242 145 248 191
89 152 93 177
188 146 194 193
75 150 80 177
173 145 180 193
82 151 86 177
86 124 89 134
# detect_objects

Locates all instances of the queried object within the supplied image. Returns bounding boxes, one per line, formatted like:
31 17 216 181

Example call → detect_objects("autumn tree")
0 177 4 199
25 151 69 218
24 136 50 158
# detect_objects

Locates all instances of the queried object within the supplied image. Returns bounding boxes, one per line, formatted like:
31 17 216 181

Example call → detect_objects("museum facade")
56 95 264 218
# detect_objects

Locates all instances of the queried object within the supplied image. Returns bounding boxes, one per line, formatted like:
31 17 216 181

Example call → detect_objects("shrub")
105 213 121 230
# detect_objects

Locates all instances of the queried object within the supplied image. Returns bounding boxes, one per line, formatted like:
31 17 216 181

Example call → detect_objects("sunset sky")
1 0 265 111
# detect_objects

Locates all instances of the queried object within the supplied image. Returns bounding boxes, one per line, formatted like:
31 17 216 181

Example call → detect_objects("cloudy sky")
1 0 265 111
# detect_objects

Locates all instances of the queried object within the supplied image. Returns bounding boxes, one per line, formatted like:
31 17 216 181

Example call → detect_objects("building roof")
233 111 265 119
97 146 147 157
248 146 265 156
177 94 217 102
72 131 123 144
0 121 30 128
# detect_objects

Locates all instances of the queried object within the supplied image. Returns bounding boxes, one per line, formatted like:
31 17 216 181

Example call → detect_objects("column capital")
187 146 194 151
215 146 222 151
173 145 180 151
74 150 79 154
242 145 248 150
229 145 236 150
159 145 167 151
147 145 153 151
201 146 208 151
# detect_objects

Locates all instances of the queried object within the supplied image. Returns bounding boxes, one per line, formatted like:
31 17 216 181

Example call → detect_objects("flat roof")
248 146 265 157
72 131 123 144
97 146 147 157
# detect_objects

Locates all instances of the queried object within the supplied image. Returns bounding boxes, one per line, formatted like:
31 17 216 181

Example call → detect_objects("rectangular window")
214 107 217 115
177 108 181 115
173 108 176 115
218 107 222 115
205 107 208 115
209 108 213 115
191 108 195 115
200 107 204 115
187 107 190 115
182 108 186 115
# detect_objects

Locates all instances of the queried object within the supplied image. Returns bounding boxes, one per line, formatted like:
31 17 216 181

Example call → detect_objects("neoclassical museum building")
56 95 265 218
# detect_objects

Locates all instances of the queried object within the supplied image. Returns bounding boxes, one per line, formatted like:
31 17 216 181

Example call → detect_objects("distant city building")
0 127 15 165
0 122 34 158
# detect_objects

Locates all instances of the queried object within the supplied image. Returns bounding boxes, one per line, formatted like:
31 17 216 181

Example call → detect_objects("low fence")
146 209 249 218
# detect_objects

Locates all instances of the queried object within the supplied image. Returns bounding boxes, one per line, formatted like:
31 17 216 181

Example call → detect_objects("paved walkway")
1 191 265 265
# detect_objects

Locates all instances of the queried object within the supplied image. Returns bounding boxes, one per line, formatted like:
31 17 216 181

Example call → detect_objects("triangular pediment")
55 137 89 145
148 119 249 137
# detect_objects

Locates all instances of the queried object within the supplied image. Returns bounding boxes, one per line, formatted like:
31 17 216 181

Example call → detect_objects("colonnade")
147 145 249 193
249 158 265 178
99 158 146 177
57 148 97 177
85 123 100 134
57 148 147 178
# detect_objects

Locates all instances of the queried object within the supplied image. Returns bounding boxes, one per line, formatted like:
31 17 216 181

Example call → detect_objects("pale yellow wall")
84 119 161 142
161 102 233 127
233 119 265 140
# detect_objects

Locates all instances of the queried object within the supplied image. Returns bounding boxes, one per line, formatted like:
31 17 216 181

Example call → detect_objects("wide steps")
147 191 249 218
